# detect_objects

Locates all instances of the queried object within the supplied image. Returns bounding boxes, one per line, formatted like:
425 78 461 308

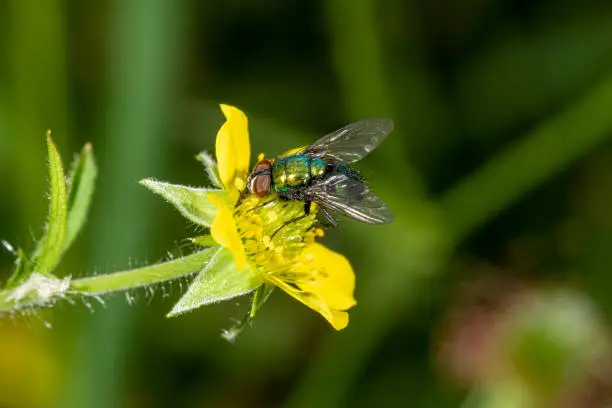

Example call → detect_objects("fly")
243 118 394 234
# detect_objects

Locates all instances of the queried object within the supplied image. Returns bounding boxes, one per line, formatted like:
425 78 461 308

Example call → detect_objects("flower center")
233 195 319 273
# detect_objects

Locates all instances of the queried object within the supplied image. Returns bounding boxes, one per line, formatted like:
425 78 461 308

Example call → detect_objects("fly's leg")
236 188 249 206
270 214 310 240
270 201 312 240
244 195 281 213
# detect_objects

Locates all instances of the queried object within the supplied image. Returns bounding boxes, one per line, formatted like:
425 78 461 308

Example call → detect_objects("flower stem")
0 248 217 313
71 247 217 293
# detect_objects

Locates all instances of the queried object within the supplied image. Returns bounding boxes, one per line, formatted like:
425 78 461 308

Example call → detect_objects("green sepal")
196 151 223 189
64 142 97 253
31 132 68 275
140 178 222 228
167 247 262 317
249 283 275 319
191 235 218 247
219 284 276 342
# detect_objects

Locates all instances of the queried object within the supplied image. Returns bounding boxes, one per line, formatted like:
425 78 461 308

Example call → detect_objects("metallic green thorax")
272 155 326 196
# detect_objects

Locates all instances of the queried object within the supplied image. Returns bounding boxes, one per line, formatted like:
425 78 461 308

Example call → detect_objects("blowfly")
243 118 394 232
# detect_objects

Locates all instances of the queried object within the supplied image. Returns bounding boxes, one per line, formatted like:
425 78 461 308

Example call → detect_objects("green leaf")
167 247 262 317
5 248 31 289
140 178 221 227
32 132 68 275
196 151 223 189
63 142 97 253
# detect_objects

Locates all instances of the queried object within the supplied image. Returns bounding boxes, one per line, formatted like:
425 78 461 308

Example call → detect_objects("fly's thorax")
272 156 310 188
271 155 328 195
233 195 318 272
310 157 326 177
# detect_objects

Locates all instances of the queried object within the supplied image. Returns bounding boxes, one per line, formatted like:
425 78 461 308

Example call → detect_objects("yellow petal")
208 193 246 270
266 243 356 330
328 310 349 330
216 104 251 193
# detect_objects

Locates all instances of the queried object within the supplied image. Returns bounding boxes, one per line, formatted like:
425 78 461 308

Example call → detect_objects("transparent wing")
307 173 394 225
302 118 394 164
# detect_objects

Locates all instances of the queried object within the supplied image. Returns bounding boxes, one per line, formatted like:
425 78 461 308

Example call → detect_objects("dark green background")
2 1 612 407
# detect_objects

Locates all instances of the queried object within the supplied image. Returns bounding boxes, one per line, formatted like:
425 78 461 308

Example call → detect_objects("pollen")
262 235 272 248
233 195 318 273
234 177 246 192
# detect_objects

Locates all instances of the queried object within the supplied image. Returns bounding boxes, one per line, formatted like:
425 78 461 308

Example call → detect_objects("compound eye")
252 160 271 173
249 159 272 197
251 174 271 197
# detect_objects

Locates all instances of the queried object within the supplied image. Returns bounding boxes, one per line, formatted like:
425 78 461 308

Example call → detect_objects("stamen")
233 194 317 273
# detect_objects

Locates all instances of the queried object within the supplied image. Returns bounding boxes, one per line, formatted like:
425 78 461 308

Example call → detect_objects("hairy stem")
0 248 216 313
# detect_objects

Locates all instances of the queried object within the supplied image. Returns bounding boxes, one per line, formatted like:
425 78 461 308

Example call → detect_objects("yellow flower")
208 104 356 330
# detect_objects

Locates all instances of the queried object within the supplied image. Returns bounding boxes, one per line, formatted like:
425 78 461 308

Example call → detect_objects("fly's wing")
307 173 394 225
302 118 394 164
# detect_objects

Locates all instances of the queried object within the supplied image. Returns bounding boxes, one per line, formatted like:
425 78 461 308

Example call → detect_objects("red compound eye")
252 174 271 197
249 160 272 197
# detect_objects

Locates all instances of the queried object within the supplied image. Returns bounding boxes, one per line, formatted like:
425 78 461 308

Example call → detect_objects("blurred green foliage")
2 1 612 407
